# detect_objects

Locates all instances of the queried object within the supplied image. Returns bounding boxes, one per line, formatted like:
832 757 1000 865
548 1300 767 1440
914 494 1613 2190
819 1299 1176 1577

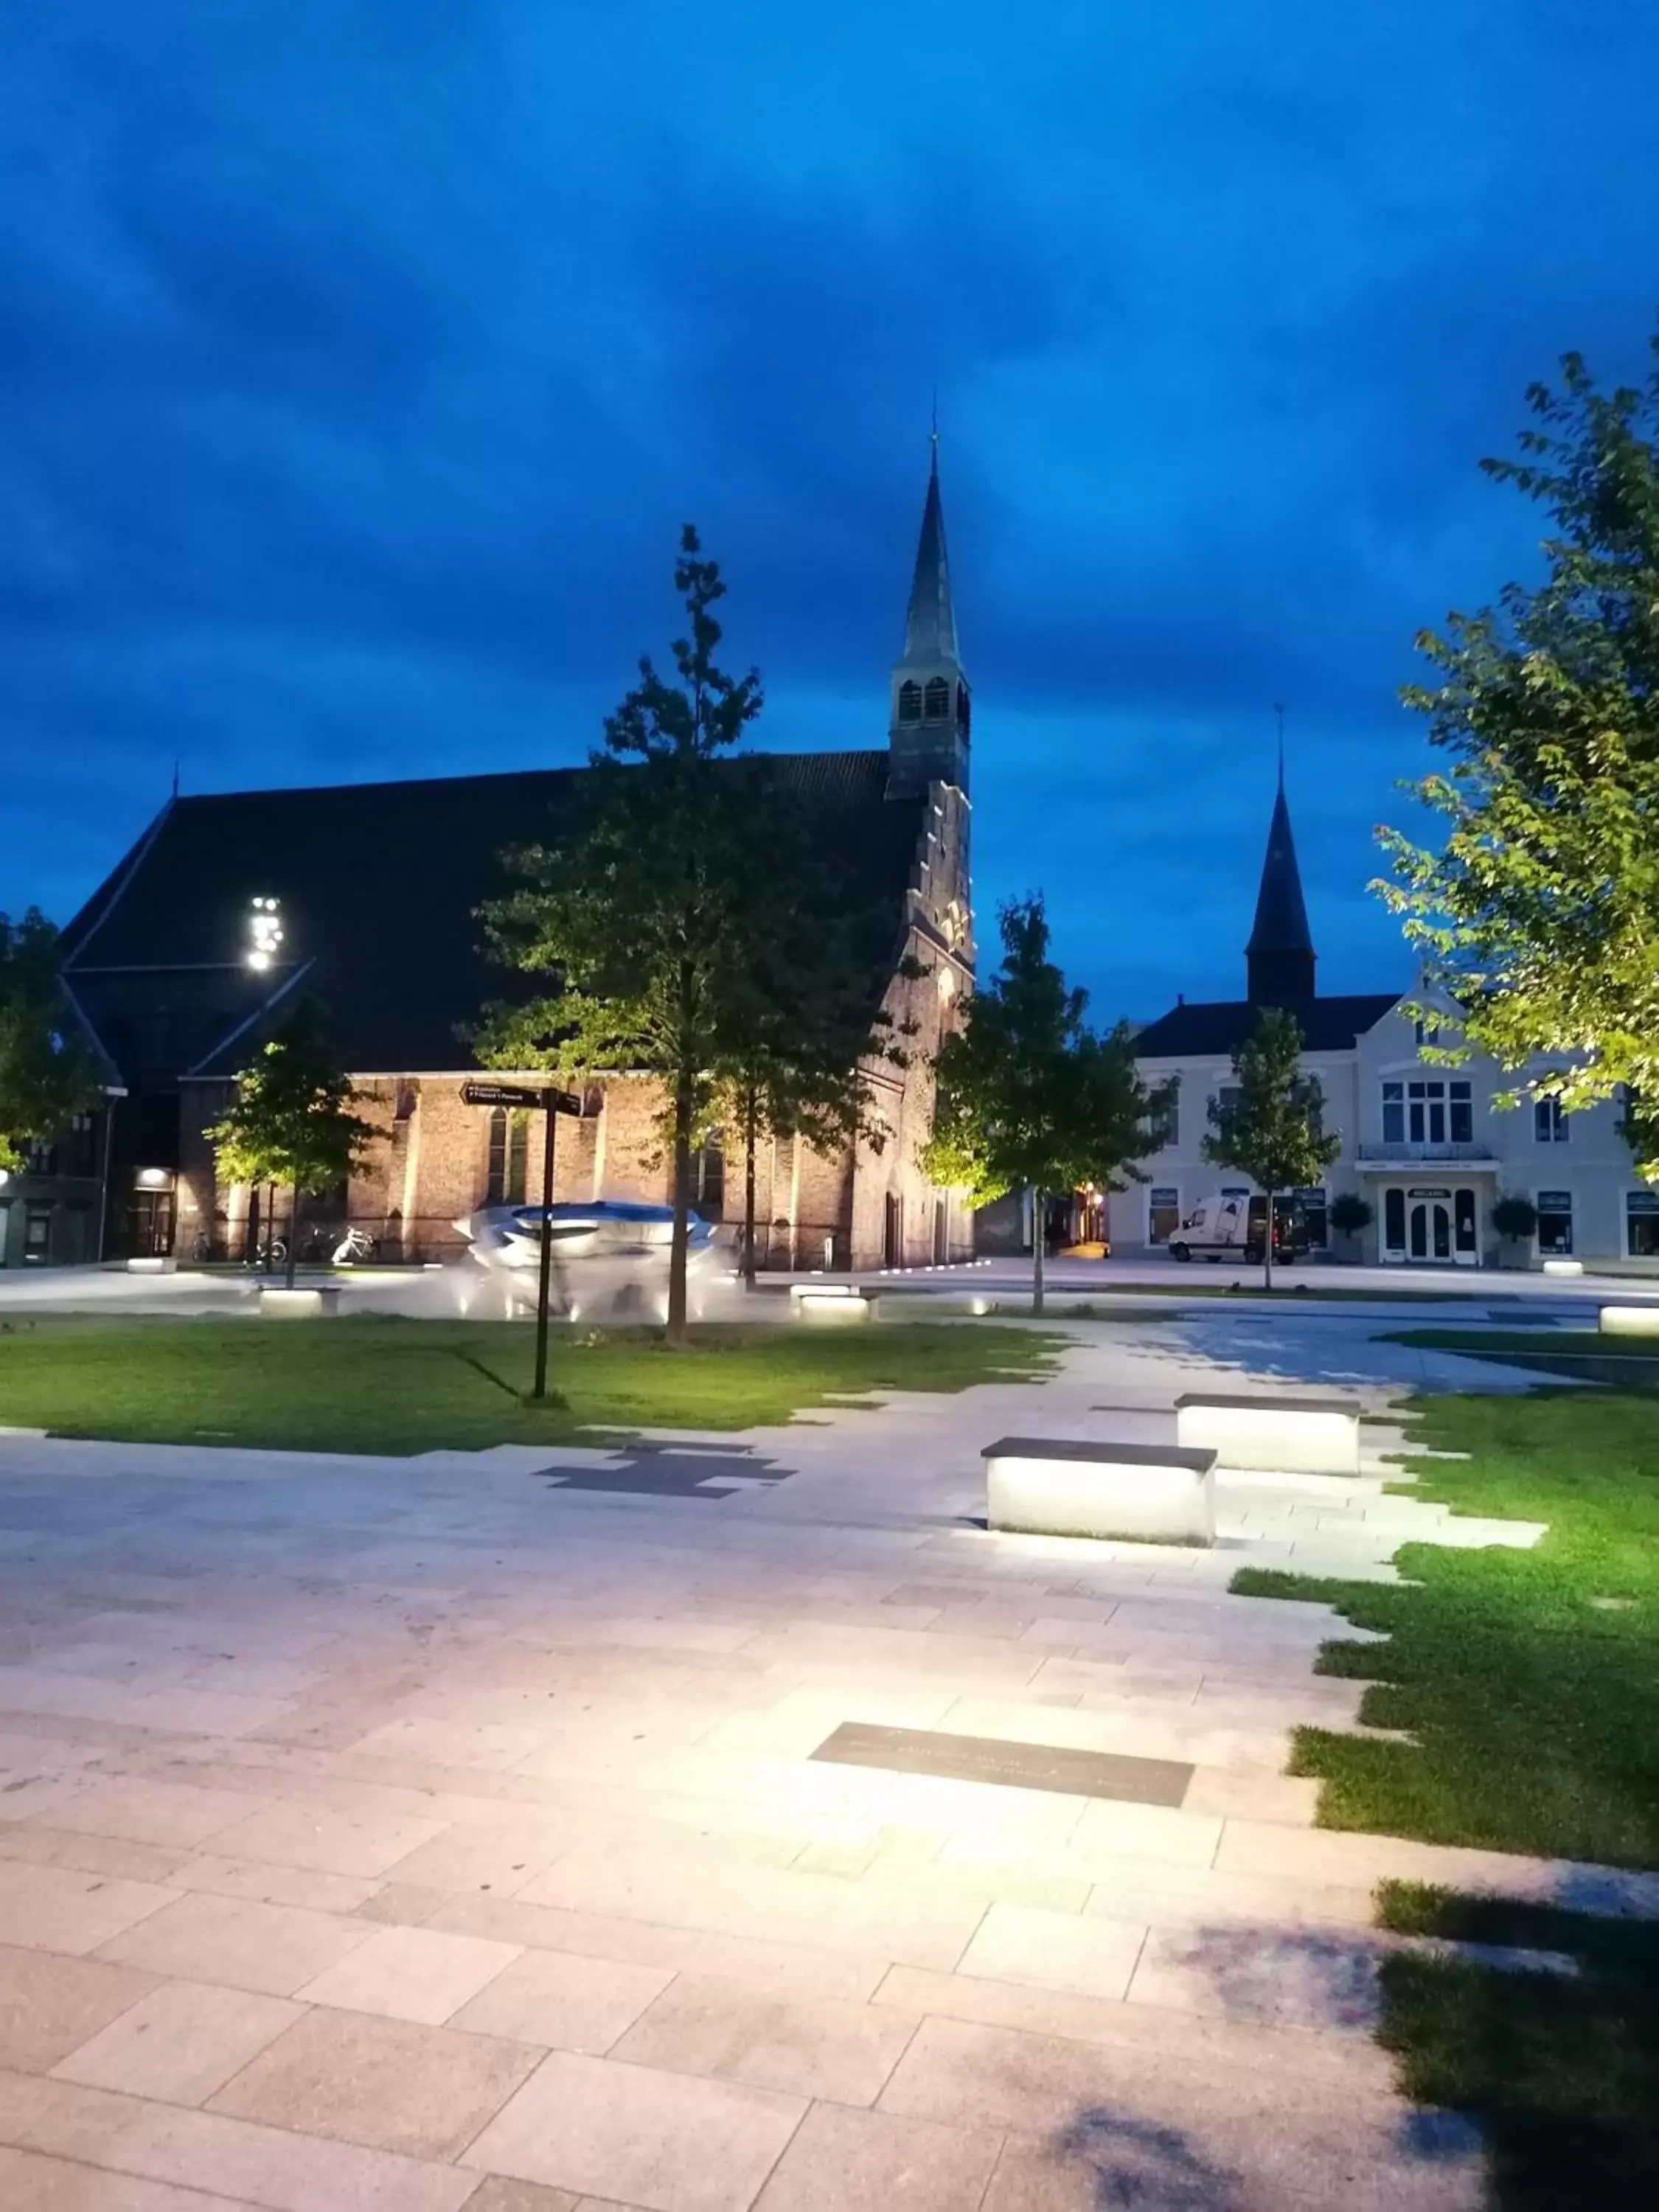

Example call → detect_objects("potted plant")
1328 1192 1373 1261
1489 1194 1539 1269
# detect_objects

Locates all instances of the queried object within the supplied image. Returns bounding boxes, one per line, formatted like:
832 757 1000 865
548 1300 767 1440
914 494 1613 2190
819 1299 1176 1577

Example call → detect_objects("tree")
709 774 920 1287
1376 335 1659 1178
480 526 762 1346
0 909 101 1171
1202 1007 1340 1290
922 896 1168 1316
207 1006 376 1290
1329 1192 1373 1254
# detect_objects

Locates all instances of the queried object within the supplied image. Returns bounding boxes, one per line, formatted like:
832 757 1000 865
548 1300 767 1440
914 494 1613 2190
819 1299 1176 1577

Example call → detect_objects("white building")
1108 777 1659 1273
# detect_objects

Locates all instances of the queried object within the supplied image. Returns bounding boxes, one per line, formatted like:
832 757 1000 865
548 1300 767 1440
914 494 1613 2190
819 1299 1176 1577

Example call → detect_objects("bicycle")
331 1227 379 1267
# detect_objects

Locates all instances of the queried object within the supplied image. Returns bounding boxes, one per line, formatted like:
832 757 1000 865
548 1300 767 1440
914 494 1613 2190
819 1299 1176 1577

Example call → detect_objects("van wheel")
1244 1242 1264 1265
1169 1242 1191 1262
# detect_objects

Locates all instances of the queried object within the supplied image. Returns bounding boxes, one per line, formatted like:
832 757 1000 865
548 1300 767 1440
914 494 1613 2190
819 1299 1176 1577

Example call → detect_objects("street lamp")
246 897 283 973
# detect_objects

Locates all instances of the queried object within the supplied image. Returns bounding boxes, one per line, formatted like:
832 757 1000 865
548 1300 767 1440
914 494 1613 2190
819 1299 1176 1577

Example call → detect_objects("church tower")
1245 766 1316 1007
888 438 970 796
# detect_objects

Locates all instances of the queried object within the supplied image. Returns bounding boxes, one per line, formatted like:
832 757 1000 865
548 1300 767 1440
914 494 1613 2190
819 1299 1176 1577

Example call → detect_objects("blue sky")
4 1 1655 1016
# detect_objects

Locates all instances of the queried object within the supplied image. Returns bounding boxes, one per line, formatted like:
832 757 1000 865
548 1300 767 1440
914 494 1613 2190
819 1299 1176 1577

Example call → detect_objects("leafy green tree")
0 909 101 1172
1203 1007 1340 1290
207 1006 376 1289
480 526 762 1345
1377 336 1659 1178
922 896 1167 1315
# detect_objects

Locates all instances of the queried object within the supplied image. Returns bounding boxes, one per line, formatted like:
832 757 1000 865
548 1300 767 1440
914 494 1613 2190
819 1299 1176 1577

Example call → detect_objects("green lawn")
1233 1390 1659 1866
0 1315 1059 1455
1375 1884 1659 2210
1235 1390 1659 2209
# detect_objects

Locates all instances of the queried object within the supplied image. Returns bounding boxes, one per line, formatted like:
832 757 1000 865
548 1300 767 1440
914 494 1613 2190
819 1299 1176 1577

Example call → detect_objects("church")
47 454 978 1273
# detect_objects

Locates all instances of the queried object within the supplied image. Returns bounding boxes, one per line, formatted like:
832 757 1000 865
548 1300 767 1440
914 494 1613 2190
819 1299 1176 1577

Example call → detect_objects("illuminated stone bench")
789 1284 880 1325
258 1287 342 1319
1174 1391 1361 1474
124 1256 177 1275
1599 1305 1659 1338
1542 1258 1583 1278
984 1436 1217 1546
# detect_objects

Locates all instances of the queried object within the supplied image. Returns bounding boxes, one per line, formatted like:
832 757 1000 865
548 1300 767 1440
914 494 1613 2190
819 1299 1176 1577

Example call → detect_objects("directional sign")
460 1080 584 1116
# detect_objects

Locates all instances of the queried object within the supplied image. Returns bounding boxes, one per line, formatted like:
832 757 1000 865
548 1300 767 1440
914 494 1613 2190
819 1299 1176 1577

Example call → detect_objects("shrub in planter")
1490 1194 1539 1266
1329 1193 1373 1252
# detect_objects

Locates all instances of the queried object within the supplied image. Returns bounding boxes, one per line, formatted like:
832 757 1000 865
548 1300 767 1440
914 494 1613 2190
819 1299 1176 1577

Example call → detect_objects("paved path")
1 1325 1652 2210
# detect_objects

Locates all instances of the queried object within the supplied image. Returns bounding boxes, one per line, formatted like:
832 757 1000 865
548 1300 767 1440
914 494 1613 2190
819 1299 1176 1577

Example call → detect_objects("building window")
1149 1187 1180 1245
695 1144 725 1220
1537 1189 1573 1254
1627 1190 1659 1259
1413 1018 1442 1046
956 682 970 733
923 675 951 720
1295 1187 1329 1248
1534 1098 1569 1144
1382 1082 1404 1144
1384 1187 1406 1253
1216 1085 1242 1119
25 1137 57 1175
66 1113 99 1178
1151 1080 1178 1149
897 680 922 722
1449 1081 1472 1144
507 1116 529 1204
23 1205 52 1264
484 1108 508 1203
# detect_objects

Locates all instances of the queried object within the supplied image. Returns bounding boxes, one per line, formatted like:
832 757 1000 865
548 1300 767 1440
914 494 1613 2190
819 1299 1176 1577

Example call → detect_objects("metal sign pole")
532 1091 557 1403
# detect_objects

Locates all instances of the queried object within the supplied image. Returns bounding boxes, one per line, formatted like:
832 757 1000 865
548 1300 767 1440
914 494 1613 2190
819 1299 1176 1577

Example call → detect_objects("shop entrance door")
1404 1186 1479 1266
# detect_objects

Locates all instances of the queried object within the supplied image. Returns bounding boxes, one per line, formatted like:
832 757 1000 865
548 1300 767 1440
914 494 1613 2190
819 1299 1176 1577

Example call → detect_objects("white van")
1166 1193 1307 1265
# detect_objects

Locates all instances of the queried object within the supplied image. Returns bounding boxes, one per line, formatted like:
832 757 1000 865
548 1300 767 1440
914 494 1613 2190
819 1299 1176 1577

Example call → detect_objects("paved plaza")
1 1312 1655 2209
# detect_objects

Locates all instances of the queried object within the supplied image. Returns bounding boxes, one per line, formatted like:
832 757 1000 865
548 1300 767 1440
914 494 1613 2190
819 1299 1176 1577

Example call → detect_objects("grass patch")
1230 1391 1659 1868
1389 1328 1659 1388
0 1315 1060 1456
1372 1882 1659 2209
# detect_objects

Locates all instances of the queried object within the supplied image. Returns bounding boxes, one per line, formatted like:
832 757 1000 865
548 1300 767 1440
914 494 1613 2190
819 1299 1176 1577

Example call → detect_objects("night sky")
5 3 1655 1020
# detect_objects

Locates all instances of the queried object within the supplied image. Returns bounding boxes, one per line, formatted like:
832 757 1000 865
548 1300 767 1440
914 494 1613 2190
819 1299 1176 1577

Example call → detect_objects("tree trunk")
742 1087 759 1292
285 1186 299 1290
667 1079 693 1347
1032 1188 1046 1317
1262 1188 1274 1294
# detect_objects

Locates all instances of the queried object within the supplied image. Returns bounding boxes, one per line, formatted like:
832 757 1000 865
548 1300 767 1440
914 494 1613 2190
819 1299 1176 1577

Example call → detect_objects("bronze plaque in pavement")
810 1722 1193 1806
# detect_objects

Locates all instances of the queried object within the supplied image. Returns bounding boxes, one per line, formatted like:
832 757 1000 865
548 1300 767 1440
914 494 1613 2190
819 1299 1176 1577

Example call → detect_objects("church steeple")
889 434 970 796
1245 762 1316 1006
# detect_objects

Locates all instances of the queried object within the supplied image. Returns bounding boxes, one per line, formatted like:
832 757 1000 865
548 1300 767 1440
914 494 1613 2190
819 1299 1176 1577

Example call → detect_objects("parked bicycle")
331 1227 379 1267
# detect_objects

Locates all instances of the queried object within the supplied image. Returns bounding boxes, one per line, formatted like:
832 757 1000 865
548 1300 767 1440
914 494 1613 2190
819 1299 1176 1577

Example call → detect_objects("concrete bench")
259 1286 343 1319
984 1436 1216 1546
790 1284 880 1325
1542 1258 1583 1277
1600 1305 1659 1338
1174 1392 1361 1474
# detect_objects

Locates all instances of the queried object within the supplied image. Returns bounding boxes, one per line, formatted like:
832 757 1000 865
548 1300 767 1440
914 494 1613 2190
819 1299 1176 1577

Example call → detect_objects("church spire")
1245 768 1316 1008
889 430 969 796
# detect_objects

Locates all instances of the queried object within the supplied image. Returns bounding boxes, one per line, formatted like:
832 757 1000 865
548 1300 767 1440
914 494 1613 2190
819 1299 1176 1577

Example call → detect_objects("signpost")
460 1080 585 1401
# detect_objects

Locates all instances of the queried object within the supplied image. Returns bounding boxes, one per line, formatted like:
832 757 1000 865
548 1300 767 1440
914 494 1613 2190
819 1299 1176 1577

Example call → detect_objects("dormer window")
897 680 922 722
923 676 951 720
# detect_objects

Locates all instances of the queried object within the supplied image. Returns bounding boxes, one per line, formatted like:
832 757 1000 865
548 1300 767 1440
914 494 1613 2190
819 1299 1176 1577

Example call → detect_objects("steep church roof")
900 442 961 667
62 751 926 1084
1245 777 1313 962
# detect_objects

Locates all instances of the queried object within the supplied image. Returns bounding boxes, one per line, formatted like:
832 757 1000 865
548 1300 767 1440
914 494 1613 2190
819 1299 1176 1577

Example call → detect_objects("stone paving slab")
0 1317 1636 2207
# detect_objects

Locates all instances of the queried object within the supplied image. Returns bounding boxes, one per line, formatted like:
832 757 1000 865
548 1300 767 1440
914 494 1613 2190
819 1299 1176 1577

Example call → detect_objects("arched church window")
923 676 951 720
484 1107 507 1203
956 682 970 733
897 681 922 722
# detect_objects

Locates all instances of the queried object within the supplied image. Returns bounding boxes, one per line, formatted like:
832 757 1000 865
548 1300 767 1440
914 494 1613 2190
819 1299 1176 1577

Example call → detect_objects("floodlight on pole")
246 896 284 973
